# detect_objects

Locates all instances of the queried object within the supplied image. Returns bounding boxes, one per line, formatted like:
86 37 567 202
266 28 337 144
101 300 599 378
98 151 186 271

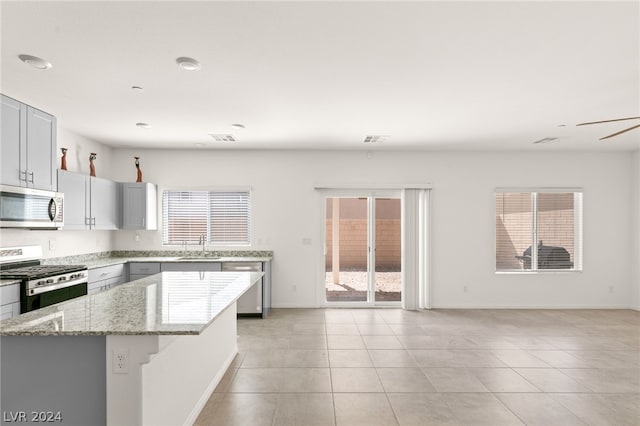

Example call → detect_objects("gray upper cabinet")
0 94 56 191
1 95 26 188
57 170 87 229
122 182 157 230
91 177 119 230
57 170 120 230
26 107 56 191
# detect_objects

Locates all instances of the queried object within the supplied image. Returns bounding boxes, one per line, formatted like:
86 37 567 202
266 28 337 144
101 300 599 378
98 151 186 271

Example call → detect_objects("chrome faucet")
199 234 206 255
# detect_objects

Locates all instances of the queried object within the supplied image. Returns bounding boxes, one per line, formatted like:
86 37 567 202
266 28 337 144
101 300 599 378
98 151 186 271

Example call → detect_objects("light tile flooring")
195 308 640 426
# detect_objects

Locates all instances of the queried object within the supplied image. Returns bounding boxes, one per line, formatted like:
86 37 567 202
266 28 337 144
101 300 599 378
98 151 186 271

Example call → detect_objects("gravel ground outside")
325 271 401 302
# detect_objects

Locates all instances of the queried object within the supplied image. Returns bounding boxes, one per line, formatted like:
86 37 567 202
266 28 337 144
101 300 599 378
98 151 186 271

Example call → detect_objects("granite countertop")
0 271 263 336
42 250 273 270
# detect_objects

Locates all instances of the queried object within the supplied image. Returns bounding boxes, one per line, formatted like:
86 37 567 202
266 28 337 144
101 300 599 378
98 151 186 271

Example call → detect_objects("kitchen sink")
177 256 221 261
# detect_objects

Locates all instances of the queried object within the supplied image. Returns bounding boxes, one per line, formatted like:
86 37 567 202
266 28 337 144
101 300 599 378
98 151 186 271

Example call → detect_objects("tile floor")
195 308 640 425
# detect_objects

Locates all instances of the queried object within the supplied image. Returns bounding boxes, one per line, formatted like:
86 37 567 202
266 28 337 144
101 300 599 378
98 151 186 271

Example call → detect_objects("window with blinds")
162 190 250 246
495 190 582 272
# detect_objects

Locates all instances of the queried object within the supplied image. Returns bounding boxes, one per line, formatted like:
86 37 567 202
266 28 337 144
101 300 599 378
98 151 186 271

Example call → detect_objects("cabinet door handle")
19 170 27 182
27 171 34 183
142 217 145 228
85 217 90 226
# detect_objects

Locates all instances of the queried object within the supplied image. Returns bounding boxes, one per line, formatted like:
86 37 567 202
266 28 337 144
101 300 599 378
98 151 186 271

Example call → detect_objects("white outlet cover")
113 349 129 374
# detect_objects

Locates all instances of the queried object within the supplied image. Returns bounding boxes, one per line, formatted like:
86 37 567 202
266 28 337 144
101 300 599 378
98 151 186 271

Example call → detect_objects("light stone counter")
0 271 263 336
41 251 272 269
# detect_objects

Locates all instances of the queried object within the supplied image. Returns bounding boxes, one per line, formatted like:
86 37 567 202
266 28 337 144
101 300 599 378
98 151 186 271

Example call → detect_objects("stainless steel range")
0 246 87 314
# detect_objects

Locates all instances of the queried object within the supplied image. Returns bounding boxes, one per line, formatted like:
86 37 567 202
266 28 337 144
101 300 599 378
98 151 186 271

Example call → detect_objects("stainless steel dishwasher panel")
222 262 262 316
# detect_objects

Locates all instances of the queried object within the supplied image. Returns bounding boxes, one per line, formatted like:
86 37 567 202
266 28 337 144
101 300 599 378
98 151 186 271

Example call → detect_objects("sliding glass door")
324 196 401 305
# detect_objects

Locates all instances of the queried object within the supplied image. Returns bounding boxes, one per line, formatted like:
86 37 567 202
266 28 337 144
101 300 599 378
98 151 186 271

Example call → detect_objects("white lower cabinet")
0 283 20 319
87 264 126 295
160 262 221 272
128 262 160 282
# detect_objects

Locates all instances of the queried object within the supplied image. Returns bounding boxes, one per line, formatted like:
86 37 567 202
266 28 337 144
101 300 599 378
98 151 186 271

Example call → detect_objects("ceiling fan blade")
577 116 640 126
600 123 640 140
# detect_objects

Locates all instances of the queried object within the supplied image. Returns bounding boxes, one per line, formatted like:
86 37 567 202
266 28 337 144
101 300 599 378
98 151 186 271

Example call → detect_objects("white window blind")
163 190 250 246
495 190 582 272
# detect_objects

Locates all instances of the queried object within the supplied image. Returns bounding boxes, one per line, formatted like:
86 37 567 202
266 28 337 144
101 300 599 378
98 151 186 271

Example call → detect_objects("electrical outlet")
134 233 140 242
113 349 129 374
48 239 56 251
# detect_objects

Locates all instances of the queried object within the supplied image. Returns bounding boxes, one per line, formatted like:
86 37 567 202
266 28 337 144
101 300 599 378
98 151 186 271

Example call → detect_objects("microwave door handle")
48 198 57 221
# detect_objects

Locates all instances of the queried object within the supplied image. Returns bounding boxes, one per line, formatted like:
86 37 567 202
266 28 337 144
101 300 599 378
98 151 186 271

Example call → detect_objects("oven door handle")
29 280 87 296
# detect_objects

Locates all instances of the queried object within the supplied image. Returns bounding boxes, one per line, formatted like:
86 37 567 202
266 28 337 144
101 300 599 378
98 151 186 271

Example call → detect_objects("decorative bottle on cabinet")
60 148 68 170
134 156 142 182
89 153 97 177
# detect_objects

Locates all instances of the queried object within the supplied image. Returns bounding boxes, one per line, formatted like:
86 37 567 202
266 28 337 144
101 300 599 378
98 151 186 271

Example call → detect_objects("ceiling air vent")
532 137 558 144
209 134 237 142
363 135 389 143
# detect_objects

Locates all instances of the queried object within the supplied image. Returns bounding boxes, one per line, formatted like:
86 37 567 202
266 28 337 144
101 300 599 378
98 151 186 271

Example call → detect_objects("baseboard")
270 303 634 310
270 302 319 308
429 305 633 309
183 349 237 426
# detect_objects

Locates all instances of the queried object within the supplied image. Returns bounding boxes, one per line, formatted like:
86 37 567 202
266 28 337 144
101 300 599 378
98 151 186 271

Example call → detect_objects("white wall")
631 151 640 310
110 149 634 309
0 127 116 258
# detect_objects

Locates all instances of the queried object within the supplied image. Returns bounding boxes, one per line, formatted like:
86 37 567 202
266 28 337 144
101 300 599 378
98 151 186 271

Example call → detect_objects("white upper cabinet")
1 94 56 191
57 170 120 230
122 182 157 230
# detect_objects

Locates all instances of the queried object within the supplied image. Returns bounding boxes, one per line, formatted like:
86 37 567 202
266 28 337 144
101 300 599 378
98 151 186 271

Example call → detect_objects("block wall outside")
325 219 401 270
496 193 575 270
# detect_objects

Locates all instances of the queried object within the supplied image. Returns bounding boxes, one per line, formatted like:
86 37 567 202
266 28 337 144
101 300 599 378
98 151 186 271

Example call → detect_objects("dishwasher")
222 262 263 317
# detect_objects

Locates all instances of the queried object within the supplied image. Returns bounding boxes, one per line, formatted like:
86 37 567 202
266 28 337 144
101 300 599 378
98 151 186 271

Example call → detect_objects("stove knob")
69 274 76 279
37 280 45 286
46 279 54 284
59 276 67 282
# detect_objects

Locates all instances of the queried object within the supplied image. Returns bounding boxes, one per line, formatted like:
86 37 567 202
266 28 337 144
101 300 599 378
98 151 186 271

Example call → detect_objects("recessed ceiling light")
18 54 52 70
131 86 144 93
194 143 206 147
176 57 200 71
363 135 389 143
231 124 246 129
136 122 151 129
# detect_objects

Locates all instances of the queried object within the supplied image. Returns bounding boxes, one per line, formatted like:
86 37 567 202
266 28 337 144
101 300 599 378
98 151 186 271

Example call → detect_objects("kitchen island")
0 271 263 426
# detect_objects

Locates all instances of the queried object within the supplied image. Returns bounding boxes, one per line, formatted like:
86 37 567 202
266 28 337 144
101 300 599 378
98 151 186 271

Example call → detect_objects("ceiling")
1 1 639 151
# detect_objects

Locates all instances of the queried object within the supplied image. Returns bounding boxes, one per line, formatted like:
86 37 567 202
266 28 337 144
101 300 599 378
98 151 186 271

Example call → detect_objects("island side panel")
0 336 106 426
142 303 238 426
105 304 238 426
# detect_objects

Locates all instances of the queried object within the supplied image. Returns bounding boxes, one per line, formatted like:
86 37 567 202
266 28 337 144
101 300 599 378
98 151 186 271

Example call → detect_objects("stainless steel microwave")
0 185 64 229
